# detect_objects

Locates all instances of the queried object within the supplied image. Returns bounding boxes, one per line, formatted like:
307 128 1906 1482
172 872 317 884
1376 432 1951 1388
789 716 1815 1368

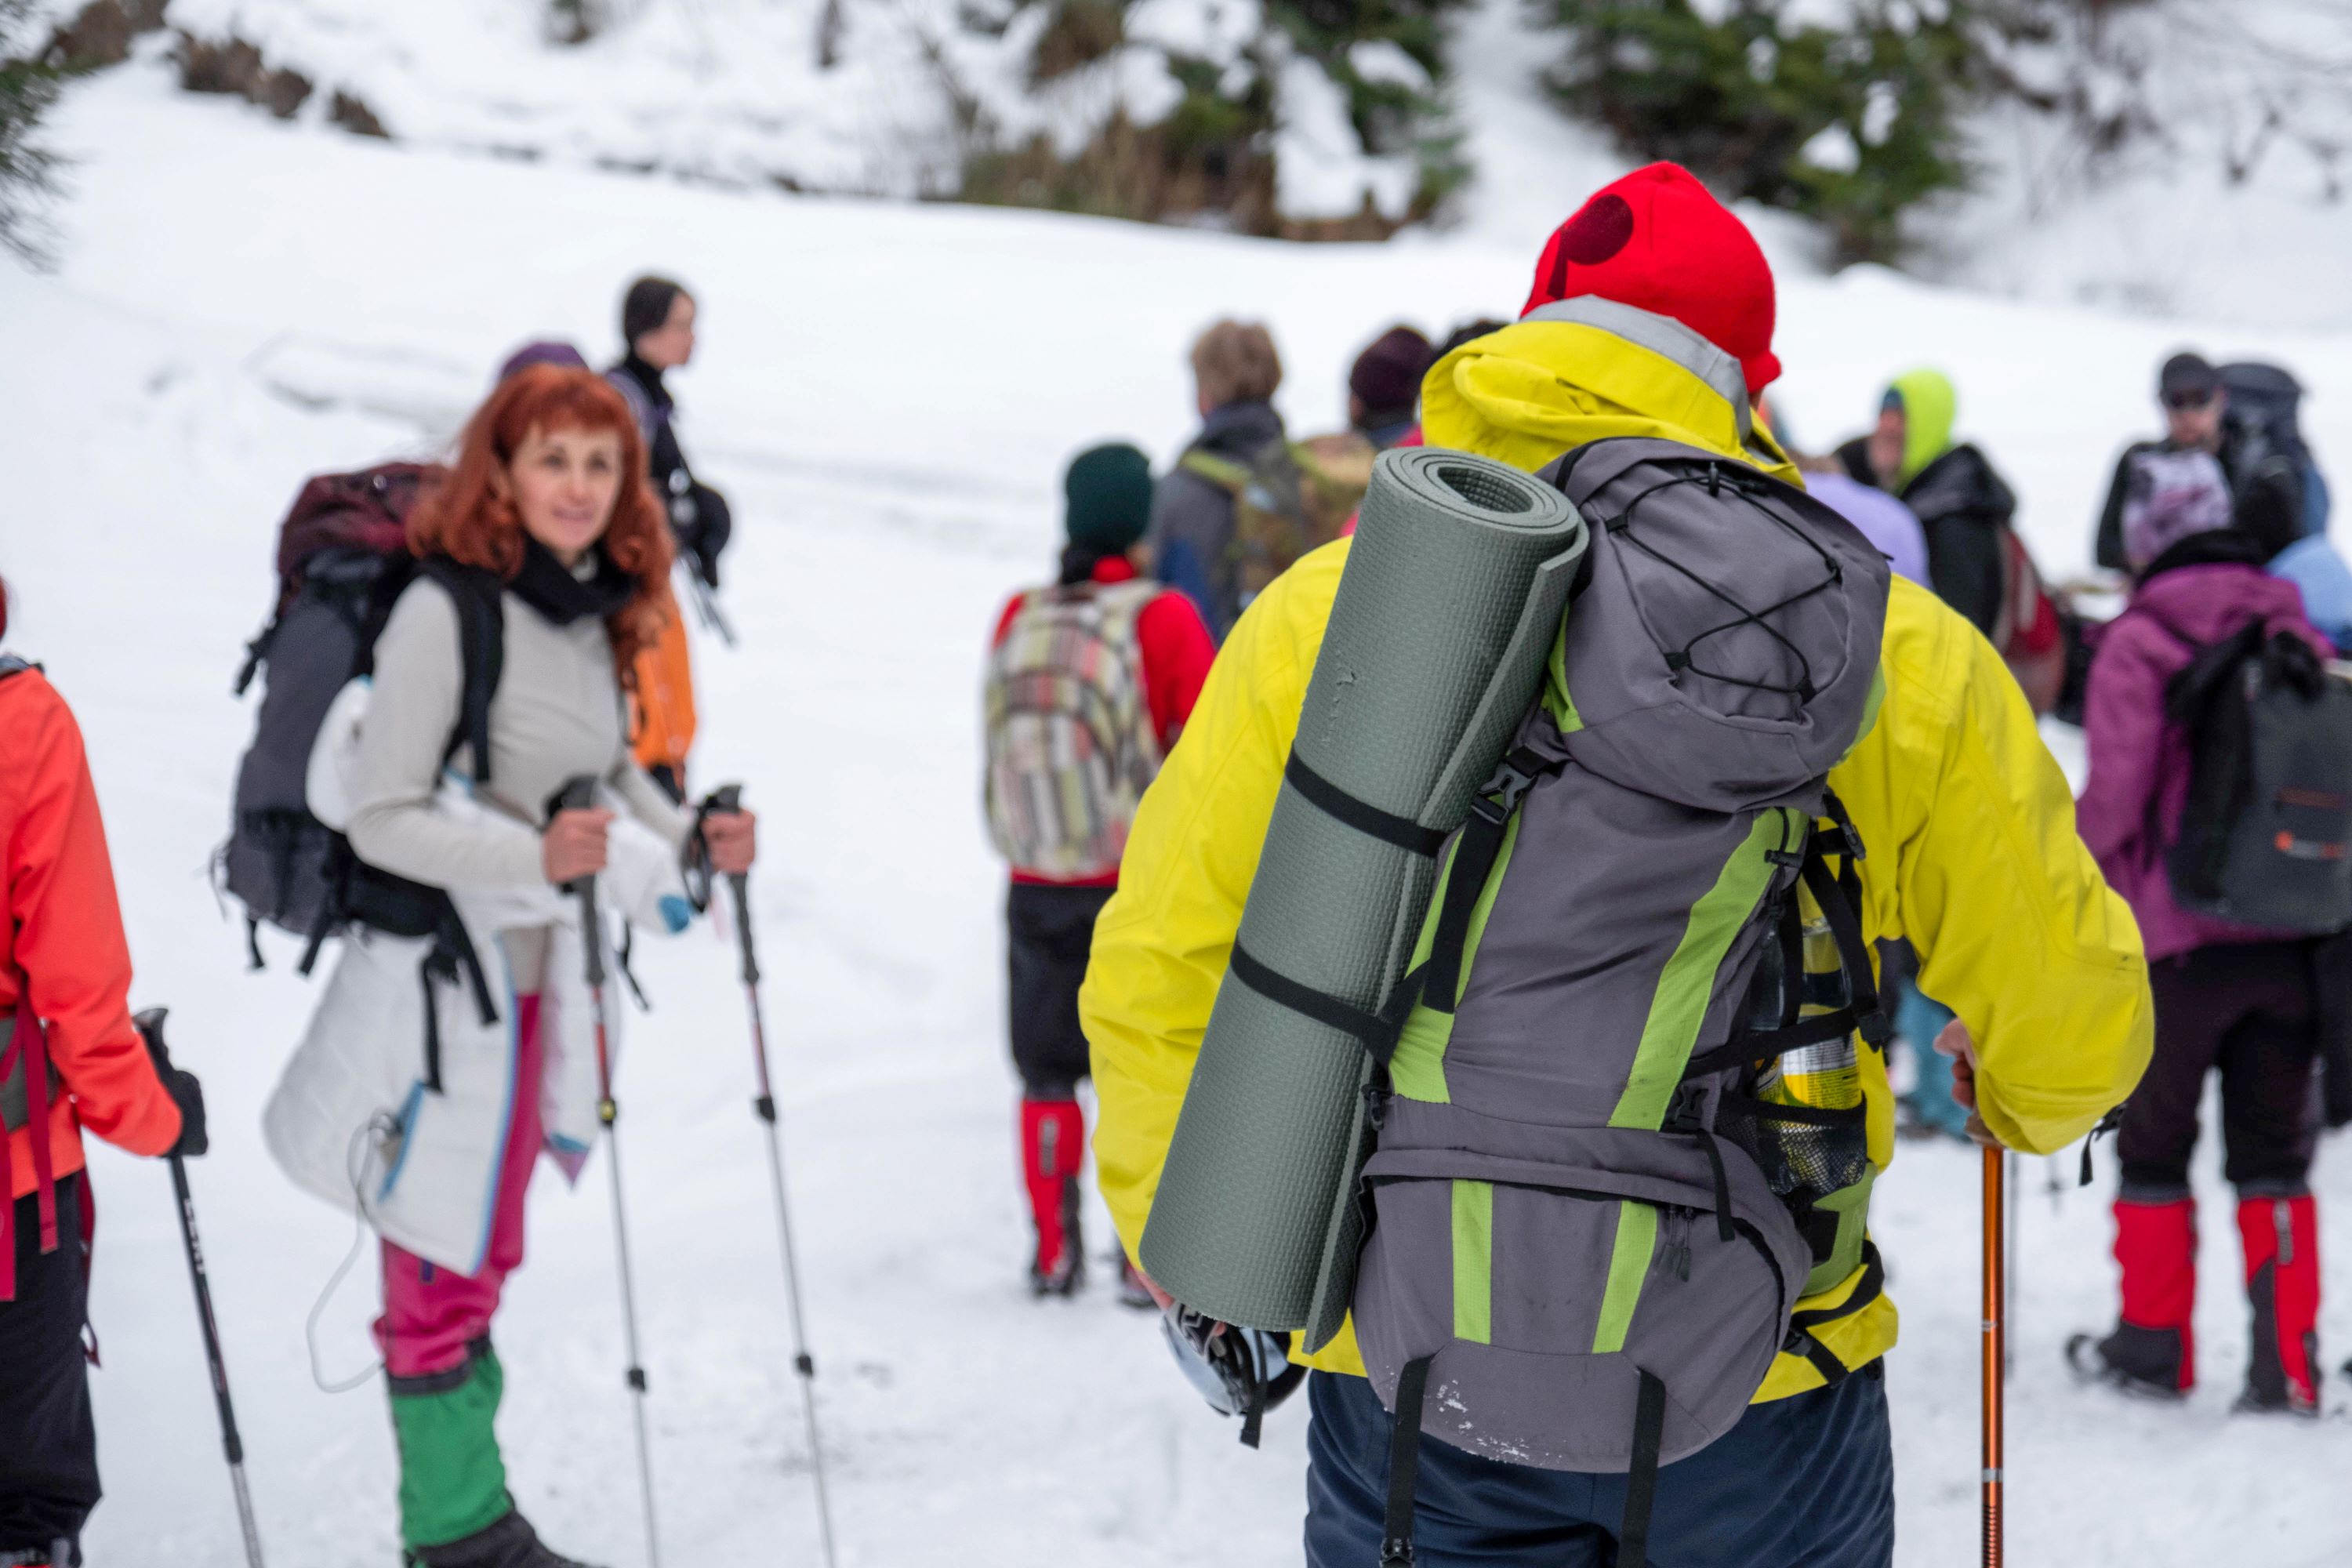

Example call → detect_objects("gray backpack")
1350 440 1891 1565
2164 619 2352 933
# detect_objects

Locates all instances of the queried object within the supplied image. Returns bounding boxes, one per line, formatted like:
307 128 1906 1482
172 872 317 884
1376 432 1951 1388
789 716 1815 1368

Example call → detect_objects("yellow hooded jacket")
1081 314 2153 1399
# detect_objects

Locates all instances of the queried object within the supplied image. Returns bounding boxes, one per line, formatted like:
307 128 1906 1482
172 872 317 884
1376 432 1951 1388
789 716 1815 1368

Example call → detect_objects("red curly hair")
406 365 674 681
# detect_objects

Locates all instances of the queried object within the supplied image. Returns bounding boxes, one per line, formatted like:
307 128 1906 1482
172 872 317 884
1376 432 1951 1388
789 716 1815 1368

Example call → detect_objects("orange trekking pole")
1982 1144 2006 1567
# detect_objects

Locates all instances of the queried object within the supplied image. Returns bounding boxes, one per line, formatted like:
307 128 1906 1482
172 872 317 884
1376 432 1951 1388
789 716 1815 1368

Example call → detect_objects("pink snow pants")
375 995 545 1380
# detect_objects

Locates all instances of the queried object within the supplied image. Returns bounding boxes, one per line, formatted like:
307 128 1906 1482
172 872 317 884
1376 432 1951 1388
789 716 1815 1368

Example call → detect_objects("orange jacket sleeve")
3 672 180 1165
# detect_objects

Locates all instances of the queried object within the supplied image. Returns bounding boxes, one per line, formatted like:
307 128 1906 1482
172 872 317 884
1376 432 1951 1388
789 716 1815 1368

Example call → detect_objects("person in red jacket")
984 445 1214 1302
0 576 206 1567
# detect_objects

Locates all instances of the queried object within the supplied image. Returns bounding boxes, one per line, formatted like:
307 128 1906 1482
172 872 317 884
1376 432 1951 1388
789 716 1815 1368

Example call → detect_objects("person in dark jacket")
2070 472 2335 1416
1146 320 1285 641
1835 368 2018 636
2092 352 2304 572
1 576 205 1568
605 277 731 593
1346 325 1432 450
605 276 732 800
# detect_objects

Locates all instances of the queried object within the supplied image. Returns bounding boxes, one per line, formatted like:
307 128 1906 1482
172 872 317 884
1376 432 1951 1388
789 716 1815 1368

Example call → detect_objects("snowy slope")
55 0 2352 330
1919 0 2352 332
6 56 2352 1568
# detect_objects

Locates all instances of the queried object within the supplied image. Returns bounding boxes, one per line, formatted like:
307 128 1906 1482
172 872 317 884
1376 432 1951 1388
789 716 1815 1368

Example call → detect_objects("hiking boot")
2238 1192 2321 1415
1117 1254 1160 1311
2101 1194 2197 1392
0 1540 78 1567
1022 1098 1087 1298
405 1509 604 1568
1030 1178 1085 1298
2067 1328 2190 1402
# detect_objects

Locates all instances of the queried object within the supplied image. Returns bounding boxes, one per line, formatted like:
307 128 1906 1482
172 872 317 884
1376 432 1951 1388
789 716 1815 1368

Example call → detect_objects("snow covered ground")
6 53 2352 1568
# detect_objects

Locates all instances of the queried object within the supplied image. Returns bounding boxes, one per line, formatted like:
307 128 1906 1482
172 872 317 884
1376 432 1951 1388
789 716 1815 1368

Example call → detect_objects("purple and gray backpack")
1352 438 1891 1564
221 465 505 1012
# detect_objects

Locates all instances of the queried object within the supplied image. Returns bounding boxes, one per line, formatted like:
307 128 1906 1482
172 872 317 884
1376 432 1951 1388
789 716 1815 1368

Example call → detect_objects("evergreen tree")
1530 1 2028 263
0 0 61 264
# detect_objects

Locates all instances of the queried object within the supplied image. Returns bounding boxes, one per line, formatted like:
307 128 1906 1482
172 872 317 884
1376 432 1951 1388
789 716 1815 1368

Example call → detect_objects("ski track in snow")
5 60 2352 1568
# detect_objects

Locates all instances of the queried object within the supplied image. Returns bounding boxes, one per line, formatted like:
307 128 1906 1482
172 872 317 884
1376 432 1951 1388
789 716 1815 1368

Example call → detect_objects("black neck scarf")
510 536 636 625
619 352 673 412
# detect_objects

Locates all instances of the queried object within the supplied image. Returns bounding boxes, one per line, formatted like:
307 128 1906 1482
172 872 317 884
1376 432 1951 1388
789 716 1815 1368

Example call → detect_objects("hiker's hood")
1421 298 1801 487
1887 368 1955 485
2129 560 2314 650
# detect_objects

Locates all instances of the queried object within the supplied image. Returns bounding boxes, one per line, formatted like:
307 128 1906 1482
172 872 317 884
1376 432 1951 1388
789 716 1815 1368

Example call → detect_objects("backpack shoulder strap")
0 953 61 1296
415 559 507 782
1180 450 1252 496
1091 578 1161 630
2162 618 2267 725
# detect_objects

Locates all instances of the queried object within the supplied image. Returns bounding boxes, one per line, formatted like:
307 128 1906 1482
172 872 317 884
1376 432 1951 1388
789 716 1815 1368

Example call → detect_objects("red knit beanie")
1520 162 1780 395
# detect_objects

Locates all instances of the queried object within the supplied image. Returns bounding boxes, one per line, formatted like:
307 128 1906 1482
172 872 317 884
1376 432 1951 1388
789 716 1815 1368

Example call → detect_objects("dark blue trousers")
1305 1363 1894 1567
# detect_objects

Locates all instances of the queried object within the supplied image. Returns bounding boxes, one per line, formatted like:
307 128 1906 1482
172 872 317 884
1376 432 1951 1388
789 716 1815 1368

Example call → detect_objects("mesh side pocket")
1715 1093 1870 1205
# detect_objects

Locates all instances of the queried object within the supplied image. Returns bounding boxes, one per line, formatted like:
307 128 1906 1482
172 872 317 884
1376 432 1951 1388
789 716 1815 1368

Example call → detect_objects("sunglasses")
2163 390 2216 412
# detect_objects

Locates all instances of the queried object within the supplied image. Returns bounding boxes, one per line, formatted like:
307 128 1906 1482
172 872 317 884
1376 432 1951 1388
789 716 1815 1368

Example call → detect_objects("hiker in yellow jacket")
1082 164 2153 1566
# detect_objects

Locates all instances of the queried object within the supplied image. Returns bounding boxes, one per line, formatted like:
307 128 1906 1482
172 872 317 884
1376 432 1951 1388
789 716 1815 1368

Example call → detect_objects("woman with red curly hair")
263 367 754 1568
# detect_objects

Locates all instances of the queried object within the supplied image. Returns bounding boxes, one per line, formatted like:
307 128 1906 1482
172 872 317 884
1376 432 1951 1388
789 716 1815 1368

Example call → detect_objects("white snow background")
6 45 2352 1568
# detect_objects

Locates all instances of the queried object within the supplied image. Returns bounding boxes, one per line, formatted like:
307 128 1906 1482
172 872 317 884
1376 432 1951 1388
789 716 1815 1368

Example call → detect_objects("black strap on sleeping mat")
1225 946 1421 1067
1284 755 1448 858
1379 1356 1436 1566
1617 1370 1670 1568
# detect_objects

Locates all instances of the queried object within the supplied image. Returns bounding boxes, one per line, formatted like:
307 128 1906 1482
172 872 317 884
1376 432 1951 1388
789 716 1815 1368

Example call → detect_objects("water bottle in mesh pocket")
1719 914 1872 1204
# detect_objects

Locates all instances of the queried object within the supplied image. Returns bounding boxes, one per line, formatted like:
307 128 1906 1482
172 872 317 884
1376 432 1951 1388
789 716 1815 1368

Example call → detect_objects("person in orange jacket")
1 576 206 1567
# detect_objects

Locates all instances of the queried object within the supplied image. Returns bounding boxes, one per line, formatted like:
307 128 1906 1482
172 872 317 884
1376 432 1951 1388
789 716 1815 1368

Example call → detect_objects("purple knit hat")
1348 325 1435 417
495 339 590 383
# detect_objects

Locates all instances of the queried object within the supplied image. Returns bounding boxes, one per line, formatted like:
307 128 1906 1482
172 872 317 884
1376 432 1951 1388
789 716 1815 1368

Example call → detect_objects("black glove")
687 483 731 590
134 1007 209 1160
163 1068 209 1159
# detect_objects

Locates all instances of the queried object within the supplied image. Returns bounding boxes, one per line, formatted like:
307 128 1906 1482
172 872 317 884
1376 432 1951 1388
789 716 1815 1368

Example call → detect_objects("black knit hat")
621 275 689 348
1064 443 1156 554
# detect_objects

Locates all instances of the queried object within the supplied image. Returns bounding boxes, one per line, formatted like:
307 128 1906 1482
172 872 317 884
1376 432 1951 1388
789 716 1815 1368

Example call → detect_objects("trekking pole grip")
549 776 606 988
702 784 760 989
135 1005 173 1075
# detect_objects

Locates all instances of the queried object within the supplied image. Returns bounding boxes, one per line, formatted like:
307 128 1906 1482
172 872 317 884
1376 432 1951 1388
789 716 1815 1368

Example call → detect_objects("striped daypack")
983 580 1163 880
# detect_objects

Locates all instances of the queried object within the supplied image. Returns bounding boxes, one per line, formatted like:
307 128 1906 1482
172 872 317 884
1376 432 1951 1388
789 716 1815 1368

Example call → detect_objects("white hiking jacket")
265 575 695 1272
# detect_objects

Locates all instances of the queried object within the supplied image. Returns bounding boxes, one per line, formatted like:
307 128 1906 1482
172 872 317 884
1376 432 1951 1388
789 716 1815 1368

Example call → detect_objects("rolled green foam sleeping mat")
1141 448 1588 1342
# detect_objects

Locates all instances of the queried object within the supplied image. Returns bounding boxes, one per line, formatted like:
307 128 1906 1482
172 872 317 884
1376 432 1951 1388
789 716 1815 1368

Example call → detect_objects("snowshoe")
404 1510 604 1568
2067 1329 2188 1402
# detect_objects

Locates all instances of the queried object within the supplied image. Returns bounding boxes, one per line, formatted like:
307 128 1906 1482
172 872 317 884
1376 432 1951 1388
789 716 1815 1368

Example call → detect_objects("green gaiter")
388 1341 512 1549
